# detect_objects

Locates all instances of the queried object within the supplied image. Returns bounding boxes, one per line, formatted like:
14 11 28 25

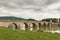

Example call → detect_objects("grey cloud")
0 0 60 20
46 0 60 5
0 0 60 9
56 7 60 11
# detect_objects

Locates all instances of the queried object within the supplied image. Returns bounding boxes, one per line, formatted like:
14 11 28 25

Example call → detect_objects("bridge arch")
47 23 50 29
39 23 42 30
42 23 47 30
30 23 37 31
58 23 60 30
20 23 29 31
8 23 17 30
24 23 29 30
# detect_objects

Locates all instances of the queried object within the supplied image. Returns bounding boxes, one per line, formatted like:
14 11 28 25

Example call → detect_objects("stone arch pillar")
49 20 52 30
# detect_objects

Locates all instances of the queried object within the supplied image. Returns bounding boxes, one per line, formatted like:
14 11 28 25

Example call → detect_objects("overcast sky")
0 0 60 20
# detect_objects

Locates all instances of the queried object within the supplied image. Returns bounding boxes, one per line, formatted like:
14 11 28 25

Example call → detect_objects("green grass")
0 26 60 40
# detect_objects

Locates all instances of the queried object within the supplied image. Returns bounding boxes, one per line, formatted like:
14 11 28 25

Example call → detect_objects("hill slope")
0 16 25 20
0 26 60 40
0 16 37 21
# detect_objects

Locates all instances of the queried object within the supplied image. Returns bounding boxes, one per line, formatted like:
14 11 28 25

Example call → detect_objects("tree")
41 18 59 22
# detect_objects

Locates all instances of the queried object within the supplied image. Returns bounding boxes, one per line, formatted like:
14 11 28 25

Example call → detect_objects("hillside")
0 16 25 20
0 16 37 21
0 26 60 40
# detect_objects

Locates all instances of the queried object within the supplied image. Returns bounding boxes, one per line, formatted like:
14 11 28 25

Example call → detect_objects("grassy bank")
0 26 60 40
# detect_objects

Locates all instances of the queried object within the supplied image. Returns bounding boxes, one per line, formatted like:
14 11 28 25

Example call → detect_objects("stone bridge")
0 20 60 31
